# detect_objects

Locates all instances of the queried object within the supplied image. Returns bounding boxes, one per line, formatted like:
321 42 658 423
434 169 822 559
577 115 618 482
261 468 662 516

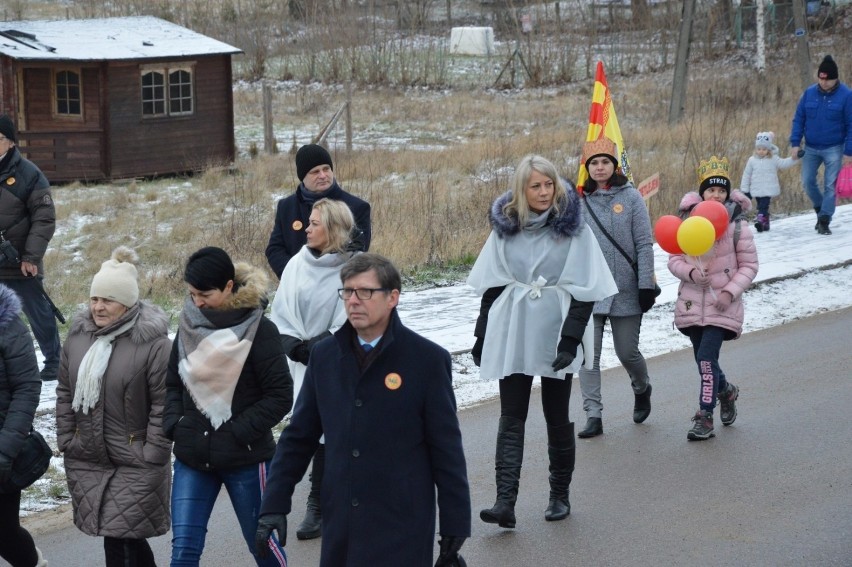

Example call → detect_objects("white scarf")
72 315 138 414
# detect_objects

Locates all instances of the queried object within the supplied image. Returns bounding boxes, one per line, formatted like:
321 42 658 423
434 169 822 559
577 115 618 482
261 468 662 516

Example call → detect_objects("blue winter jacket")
789 82 852 155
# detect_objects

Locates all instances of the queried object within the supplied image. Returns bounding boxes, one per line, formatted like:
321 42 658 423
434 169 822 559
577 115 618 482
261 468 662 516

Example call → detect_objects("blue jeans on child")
170 458 287 567
800 143 843 221
686 325 730 413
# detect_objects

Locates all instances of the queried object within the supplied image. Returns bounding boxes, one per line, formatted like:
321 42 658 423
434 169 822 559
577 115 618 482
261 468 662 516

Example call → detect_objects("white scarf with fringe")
72 314 138 414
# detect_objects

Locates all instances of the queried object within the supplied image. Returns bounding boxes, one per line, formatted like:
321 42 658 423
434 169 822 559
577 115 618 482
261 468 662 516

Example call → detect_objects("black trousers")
104 536 157 567
499 373 572 425
0 490 38 567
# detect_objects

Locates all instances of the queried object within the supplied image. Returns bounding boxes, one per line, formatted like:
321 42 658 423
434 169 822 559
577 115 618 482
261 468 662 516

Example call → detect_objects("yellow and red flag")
577 61 632 191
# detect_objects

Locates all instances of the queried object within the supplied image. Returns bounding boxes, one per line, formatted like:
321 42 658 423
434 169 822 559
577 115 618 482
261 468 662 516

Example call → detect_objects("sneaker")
687 409 715 441
719 383 739 426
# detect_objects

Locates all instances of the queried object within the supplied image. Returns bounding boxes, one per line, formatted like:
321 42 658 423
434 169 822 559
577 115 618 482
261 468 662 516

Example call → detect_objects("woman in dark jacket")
0 284 48 567
163 247 292 567
56 247 171 567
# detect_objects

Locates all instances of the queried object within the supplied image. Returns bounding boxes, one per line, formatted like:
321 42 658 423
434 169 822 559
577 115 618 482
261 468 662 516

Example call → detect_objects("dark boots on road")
633 383 652 424
544 422 575 521
577 417 603 438
480 416 525 529
296 444 325 540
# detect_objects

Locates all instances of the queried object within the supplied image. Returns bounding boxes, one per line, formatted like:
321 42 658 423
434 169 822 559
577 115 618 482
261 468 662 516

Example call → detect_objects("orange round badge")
5 177 14 185
613 204 624 214
292 220 303 231
384 373 402 390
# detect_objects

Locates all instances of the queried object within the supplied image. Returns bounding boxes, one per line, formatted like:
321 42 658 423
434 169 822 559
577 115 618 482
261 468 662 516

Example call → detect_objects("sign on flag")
577 61 633 191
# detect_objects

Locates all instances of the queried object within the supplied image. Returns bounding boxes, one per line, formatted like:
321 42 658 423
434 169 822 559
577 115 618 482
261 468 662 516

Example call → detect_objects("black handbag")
2 428 53 492
583 197 662 297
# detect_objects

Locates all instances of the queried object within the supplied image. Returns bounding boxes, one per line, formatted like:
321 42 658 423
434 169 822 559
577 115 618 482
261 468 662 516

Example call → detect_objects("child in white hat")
739 131 798 232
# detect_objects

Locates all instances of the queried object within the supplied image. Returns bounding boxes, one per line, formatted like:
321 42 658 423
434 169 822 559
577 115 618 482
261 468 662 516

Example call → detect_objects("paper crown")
696 155 730 185
582 136 618 167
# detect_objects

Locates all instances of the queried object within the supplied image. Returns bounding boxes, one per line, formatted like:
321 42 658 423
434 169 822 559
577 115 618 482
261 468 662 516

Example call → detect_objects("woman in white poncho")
468 154 617 529
269 197 359 541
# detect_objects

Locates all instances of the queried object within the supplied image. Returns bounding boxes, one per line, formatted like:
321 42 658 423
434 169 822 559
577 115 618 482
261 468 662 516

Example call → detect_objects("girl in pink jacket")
667 156 759 441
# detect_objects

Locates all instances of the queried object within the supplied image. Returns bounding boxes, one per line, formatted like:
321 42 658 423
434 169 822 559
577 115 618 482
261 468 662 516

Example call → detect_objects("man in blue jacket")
265 144 371 278
789 55 852 235
256 253 471 567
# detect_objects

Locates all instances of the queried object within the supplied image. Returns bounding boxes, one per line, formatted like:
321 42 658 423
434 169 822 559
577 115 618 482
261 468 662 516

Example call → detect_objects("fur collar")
0 284 23 331
489 189 583 239
220 262 270 310
70 300 169 344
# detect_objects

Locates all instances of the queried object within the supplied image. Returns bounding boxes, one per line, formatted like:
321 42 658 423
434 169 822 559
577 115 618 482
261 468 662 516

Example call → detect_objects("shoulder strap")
583 197 639 275
733 219 741 249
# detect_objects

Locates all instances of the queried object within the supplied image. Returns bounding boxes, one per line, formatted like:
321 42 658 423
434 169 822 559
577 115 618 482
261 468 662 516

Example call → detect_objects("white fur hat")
90 246 139 307
755 131 777 151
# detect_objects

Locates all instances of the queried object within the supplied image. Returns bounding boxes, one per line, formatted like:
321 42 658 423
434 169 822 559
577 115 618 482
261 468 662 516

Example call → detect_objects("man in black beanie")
789 55 852 235
265 143 371 279
0 114 61 381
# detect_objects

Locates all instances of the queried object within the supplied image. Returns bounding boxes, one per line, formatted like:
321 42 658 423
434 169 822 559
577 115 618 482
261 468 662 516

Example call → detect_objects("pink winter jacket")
667 190 759 339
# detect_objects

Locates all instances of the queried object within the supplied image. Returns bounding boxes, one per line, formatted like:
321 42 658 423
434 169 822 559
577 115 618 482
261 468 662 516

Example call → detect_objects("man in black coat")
256 254 471 567
0 115 60 382
265 144 371 278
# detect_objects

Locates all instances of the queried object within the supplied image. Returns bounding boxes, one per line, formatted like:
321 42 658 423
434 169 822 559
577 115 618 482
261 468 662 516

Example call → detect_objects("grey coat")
56 301 172 538
582 182 655 316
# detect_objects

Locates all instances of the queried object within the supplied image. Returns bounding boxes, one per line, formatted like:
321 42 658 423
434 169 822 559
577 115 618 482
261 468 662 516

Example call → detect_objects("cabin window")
141 65 194 118
55 70 81 116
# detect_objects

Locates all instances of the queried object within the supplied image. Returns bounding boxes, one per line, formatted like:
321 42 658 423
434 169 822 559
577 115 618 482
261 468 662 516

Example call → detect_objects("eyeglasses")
338 287 389 300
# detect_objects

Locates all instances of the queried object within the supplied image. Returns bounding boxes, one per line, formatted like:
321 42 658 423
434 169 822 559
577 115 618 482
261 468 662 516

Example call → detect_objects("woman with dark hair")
0 284 48 567
164 247 292 566
269 198 358 541
56 247 171 566
468 154 617 529
576 137 656 439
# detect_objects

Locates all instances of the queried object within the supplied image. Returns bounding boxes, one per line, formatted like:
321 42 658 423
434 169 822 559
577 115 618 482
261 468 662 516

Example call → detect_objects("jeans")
578 314 651 418
686 326 729 413
1 277 61 369
170 459 287 567
800 144 843 220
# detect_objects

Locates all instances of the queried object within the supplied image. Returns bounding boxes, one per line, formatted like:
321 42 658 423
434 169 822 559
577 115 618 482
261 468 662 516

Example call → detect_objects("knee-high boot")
296 444 325 540
544 422 575 521
480 416 525 528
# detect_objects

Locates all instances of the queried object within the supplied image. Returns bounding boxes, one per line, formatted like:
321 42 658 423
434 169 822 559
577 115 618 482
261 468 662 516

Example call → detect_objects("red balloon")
690 200 729 240
654 215 683 254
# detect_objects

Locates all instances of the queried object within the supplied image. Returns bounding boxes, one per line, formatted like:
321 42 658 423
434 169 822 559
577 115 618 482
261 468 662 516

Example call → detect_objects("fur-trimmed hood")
678 189 752 221
69 299 169 344
220 262 270 310
0 284 22 331
489 188 584 239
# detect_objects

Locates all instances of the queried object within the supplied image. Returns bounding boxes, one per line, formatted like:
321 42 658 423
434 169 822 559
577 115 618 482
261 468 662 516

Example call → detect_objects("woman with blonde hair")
270 197 359 541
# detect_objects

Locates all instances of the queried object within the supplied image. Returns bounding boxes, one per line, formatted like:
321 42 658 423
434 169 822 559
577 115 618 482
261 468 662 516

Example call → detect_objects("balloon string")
694 255 717 301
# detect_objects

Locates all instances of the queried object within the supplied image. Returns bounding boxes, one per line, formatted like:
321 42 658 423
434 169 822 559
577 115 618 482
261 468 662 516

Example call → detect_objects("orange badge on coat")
5 177 14 185
292 220 303 231
613 203 624 214
384 373 402 390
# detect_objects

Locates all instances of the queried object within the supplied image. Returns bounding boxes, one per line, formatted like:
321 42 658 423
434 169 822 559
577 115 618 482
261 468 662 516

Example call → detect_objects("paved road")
26 306 852 566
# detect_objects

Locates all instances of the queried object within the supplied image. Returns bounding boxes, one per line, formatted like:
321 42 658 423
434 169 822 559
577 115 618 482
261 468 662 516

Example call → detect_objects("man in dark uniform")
256 254 470 567
265 144 371 278
0 114 60 381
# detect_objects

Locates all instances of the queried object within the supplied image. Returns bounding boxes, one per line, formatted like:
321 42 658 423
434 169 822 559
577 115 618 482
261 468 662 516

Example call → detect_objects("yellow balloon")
676 216 715 256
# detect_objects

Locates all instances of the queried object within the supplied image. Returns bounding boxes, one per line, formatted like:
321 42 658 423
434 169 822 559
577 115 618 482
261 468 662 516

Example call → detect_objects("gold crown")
582 136 618 166
697 156 730 185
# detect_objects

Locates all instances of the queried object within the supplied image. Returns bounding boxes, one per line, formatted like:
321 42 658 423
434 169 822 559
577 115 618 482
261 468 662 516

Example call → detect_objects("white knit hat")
90 246 140 307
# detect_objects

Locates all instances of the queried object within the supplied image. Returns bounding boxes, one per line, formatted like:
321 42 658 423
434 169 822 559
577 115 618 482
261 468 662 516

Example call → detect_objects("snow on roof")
0 16 242 61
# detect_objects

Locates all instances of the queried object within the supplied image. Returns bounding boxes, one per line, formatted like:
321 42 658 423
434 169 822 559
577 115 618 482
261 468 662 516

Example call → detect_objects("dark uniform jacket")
261 310 471 567
265 181 371 278
0 147 53 279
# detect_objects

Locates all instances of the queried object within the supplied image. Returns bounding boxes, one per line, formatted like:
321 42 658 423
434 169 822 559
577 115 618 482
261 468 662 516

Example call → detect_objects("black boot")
480 416 525 529
633 383 652 424
817 215 832 235
577 417 603 438
544 423 575 521
296 444 324 540
814 207 821 231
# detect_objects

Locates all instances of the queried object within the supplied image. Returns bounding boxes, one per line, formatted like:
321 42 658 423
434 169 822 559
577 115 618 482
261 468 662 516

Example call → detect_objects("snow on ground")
22 203 852 513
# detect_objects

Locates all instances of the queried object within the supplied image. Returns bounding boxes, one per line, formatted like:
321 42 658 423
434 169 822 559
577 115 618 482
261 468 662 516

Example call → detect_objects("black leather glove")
306 331 331 351
287 342 310 365
344 228 367 252
0 457 11 485
435 536 467 567
255 513 287 559
552 336 580 372
638 288 657 313
471 337 483 367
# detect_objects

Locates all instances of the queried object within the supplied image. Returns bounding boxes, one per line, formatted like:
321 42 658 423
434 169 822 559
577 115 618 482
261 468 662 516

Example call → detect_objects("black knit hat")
0 114 16 143
818 55 838 80
296 144 333 181
699 176 731 198
184 246 235 291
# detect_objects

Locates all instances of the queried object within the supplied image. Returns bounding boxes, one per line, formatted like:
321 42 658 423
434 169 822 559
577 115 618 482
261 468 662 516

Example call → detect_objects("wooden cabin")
0 16 242 182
